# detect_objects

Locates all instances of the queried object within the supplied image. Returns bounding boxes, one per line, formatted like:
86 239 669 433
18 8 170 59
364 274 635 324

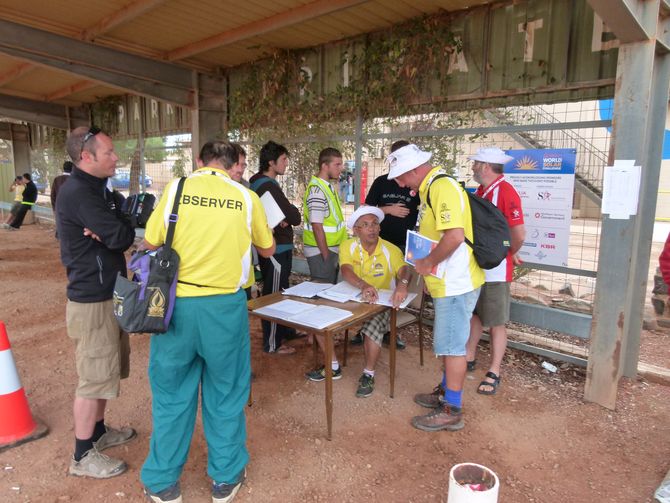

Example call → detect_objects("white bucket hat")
386 144 432 180
467 147 514 165
346 205 385 231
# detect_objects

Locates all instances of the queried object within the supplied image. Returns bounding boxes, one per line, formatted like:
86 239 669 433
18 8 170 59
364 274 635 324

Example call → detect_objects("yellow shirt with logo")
145 167 273 297
14 184 24 202
418 167 484 298
339 237 406 290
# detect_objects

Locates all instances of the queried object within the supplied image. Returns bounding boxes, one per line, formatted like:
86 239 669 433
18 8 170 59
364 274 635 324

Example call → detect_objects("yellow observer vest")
302 176 346 247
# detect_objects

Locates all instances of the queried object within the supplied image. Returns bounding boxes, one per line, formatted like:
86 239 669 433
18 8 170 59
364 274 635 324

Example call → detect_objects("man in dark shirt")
57 126 137 479
364 140 419 251
357 140 419 349
250 141 302 354
7 173 37 230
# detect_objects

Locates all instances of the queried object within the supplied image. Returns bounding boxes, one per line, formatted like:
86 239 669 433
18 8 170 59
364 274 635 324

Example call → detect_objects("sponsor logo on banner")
524 242 537 247
541 244 556 249
544 232 556 238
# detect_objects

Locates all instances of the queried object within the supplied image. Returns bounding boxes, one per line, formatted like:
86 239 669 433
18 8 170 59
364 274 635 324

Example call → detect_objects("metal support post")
584 40 657 409
354 114 363 208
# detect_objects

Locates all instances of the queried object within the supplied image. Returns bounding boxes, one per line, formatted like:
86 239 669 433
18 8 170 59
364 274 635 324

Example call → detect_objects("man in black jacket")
57 126 137 479
249 141 302 354
7 173 37 230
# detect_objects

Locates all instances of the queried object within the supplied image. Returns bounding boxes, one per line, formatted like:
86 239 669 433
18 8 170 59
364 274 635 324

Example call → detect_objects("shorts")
432 288 480 356
66 299 130 399
360 311 391 346
473 282 511 327
10 201 21 216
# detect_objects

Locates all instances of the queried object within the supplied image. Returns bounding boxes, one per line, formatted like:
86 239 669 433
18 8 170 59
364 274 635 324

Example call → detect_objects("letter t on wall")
518 19 544 63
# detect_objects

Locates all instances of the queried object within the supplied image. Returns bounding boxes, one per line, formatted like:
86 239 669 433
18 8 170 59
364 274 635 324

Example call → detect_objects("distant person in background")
3 175 24 228
353 139 420 350
51 161 74 238
250 141 302 355
8 173 37 230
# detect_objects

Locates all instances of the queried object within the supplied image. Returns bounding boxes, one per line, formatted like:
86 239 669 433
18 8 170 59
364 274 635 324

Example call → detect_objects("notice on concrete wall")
601 160 640 220
504 149 577 268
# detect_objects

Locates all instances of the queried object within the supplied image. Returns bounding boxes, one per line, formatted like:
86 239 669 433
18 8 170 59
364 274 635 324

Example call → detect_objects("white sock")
363 368 375 377
331 360 340 371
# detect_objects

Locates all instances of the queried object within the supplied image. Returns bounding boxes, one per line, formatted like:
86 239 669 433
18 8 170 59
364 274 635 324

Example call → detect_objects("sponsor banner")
504 149 576 267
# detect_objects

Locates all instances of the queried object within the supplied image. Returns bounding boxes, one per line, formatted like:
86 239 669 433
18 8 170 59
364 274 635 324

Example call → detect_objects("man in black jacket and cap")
57 126 137 479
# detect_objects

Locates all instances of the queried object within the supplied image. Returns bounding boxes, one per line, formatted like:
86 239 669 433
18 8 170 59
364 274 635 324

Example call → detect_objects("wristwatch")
400 278 409 285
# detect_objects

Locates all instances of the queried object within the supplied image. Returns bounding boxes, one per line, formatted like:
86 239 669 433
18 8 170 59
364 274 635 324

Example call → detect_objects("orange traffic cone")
0 321 48 451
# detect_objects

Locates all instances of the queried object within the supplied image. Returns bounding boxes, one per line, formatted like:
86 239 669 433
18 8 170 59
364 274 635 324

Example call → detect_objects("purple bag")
112 177 185 333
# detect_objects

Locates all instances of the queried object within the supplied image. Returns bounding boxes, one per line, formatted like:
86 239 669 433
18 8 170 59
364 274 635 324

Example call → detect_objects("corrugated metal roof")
0 0 496 105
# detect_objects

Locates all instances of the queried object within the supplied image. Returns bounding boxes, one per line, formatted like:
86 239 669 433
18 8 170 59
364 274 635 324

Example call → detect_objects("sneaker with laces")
94 425 137 451
305 365 342 382
68 448 127 479
212 469 246 503
144 482 182 503
411 403 464 432
413 383 445 409
355 373 375 398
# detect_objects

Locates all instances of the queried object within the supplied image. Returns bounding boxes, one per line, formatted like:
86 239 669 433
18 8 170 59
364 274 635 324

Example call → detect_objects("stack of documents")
316 281 417 309
281 282 333 298
253 299 353 330
316 281 361 303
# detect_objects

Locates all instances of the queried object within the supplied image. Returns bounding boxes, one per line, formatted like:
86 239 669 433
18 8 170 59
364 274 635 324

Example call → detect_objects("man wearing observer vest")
140 141 275 503
302 147 347 284
250 141 302 355
388 144 484 432
465 147 525 396
58 127 137 479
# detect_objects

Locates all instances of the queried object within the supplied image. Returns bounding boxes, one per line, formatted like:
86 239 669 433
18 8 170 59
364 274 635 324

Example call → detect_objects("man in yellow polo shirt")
305 206 411 398
388 144 484 433
140 141 275 503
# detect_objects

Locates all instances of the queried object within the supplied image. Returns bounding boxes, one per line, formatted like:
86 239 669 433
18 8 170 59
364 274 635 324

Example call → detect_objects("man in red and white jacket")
465 147 526 396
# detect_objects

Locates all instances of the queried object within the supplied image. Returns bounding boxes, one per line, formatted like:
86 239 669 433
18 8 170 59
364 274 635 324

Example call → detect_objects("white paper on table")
293 305 353 329
253 299 314 320
354 289 417 309
254 300 352 329
601 160 641 220
260 191 286 229
282 281 333 298
317 281 361 303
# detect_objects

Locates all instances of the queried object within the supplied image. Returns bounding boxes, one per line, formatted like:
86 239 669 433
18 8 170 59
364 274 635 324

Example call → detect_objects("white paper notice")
282 281 333 298
260 191 286 229
601 160 641 220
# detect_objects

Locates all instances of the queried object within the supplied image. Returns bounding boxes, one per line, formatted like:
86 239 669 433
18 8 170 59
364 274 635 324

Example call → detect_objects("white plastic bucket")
447 462 500 503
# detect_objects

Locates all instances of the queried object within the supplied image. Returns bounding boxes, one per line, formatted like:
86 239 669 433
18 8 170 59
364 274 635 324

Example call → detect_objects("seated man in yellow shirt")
305 206 411 398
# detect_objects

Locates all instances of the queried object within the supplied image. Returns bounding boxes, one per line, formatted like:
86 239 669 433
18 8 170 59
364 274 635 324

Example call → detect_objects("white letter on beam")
518 19 544 63
592 13 619 52
447 37 468 74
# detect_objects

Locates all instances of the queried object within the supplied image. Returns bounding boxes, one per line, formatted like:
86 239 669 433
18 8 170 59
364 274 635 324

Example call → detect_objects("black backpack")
427 174 511 269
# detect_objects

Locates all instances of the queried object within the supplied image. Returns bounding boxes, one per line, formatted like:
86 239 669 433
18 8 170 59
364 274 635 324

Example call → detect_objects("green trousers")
141 290 250 493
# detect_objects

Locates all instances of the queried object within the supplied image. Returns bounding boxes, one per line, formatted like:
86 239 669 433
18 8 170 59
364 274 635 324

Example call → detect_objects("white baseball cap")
386 144 432 180
467 147 514 165
346 205 385 231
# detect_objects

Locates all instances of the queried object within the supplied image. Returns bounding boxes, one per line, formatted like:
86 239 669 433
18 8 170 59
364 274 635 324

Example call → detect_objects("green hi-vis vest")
302 176 347 247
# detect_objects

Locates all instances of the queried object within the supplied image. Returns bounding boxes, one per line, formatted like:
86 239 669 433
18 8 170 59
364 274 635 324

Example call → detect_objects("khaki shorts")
473 282 511 328
66 299 130 399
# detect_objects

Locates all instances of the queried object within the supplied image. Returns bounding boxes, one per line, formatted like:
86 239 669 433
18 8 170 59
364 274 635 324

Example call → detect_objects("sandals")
476 371 500 395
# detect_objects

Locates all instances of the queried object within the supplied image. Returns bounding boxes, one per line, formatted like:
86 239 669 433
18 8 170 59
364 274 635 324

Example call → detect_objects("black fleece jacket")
56 167 135 302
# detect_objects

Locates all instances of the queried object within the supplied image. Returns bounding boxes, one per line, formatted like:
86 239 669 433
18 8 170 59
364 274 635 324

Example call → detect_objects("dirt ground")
0 224 669 503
